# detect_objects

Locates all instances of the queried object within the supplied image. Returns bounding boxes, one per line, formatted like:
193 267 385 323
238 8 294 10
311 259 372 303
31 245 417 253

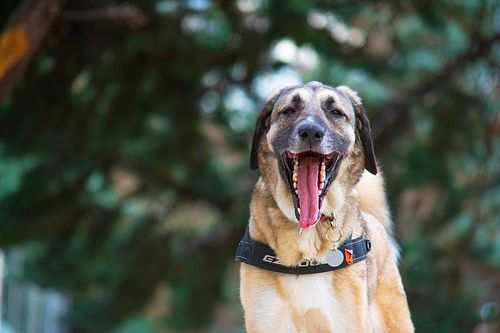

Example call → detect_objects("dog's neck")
249 177 364 267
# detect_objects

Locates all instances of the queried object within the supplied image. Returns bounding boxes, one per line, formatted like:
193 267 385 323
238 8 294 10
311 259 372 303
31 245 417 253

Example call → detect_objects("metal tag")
325 249 344 267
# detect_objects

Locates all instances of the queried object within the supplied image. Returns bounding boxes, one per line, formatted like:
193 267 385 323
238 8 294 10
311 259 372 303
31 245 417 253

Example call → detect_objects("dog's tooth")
320 161 326 181
320 181 324 190
293 159 299 182
293 181 297 189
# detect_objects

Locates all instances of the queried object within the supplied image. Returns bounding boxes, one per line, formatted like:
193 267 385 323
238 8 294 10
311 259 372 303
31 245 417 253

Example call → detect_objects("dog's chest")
280 273 333 309
278 273 349 330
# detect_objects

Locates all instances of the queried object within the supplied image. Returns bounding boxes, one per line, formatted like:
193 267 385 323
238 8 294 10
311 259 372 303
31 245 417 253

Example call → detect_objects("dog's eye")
283 107 297 115
330 108 346 118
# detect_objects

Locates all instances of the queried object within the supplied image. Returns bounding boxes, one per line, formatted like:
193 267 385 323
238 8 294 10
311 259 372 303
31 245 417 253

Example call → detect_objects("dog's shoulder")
356 170 401 269
356 170 391 232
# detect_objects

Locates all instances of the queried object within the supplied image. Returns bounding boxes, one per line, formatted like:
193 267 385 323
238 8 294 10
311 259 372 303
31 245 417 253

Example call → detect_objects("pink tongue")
298 156 321 228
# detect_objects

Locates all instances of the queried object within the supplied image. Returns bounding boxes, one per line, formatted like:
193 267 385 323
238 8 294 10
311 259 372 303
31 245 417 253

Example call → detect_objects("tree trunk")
0 0 65 101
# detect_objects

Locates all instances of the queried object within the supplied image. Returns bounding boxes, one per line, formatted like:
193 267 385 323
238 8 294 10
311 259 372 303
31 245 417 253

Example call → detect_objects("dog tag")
326 249 344 267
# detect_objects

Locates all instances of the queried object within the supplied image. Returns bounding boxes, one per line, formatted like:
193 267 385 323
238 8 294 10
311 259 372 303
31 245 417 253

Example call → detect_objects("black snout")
297 123 325 145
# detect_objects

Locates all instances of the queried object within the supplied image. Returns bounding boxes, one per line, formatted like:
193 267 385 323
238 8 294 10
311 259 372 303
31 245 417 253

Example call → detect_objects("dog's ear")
337 86 377 175
250 89 285 171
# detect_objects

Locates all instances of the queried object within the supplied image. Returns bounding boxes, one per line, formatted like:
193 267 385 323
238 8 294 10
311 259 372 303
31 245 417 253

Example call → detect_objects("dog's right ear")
250 90 284 171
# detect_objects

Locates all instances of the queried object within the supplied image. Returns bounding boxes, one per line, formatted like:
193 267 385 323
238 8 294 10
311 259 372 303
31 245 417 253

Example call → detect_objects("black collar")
235 226 371 275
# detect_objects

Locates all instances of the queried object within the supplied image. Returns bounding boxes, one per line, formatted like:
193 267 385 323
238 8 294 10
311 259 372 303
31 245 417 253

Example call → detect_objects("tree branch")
60 3 148 29
372 32 500 143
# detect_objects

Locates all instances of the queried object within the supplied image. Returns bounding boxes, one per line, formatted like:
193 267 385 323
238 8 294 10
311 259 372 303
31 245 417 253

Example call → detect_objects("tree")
0 0 499 332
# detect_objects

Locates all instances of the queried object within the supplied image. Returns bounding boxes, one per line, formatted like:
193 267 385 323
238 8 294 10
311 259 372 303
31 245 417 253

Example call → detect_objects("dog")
236 82 414 332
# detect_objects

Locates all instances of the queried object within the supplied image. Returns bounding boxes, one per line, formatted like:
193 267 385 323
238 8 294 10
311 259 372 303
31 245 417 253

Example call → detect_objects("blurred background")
0 0 499 332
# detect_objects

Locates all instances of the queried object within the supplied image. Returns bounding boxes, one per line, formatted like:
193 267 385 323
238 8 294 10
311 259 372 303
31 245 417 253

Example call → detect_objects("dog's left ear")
337 86 377 175
250 89 287 171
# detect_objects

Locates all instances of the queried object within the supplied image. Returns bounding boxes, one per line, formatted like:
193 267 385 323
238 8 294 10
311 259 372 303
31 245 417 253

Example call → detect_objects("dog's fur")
239 82 413 332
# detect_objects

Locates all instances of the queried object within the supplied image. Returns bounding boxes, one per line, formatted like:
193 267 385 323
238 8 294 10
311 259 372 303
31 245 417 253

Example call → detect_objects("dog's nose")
297 123 325 143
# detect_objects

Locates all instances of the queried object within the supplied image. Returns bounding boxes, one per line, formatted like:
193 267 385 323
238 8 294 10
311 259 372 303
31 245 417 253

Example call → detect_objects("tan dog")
238 82 413 332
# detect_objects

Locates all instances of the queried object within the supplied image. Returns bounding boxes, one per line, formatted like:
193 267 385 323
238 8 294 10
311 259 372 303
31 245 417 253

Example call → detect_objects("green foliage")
1 0 499 332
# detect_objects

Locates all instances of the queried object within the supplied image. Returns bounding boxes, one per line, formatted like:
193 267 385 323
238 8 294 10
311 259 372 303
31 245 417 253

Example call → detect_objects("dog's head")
250 81 377 228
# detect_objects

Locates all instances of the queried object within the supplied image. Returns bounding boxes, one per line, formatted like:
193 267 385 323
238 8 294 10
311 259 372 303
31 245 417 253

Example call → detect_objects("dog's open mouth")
280 151 343 228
